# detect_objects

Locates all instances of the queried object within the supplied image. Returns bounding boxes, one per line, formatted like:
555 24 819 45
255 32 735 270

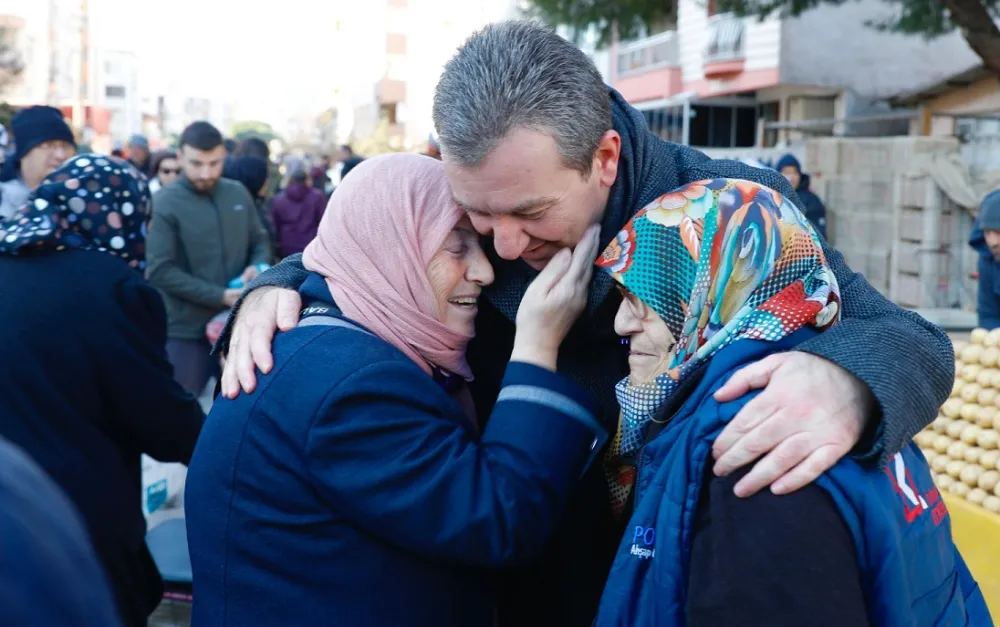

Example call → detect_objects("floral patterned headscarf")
596 178 841 517
0 154 151 272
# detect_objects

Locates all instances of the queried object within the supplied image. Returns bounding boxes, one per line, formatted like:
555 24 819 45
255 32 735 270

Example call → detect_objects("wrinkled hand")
711 351 874 497
512 225 601 370
220 286 302 399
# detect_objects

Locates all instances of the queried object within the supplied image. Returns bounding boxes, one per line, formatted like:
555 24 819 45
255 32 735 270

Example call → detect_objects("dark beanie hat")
0 106 76 181
980 189 1000 230
223 156 269 199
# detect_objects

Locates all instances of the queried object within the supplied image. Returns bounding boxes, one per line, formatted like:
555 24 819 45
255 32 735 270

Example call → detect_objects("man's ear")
594 130 621 188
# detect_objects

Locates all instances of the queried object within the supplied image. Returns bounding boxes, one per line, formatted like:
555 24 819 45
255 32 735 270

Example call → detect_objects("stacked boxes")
804 136 975 309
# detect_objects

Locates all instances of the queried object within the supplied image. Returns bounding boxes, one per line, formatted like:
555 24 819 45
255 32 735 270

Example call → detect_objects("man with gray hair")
215 20 951 627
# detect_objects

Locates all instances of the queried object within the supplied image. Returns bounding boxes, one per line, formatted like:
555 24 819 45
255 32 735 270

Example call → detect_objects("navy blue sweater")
0 249 205 627
186 277 603 627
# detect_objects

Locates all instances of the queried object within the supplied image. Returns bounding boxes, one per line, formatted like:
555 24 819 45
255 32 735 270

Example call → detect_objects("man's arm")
685 464 871 627
689 158 952 466
145 209 227 309
798 240 953 463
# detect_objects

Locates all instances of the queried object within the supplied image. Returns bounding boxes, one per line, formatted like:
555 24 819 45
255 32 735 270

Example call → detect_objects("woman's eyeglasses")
615 284 649 319
159 168 180 176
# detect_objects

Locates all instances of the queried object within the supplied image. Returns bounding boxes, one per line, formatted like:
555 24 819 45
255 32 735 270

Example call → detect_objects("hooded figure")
270 168 327 258
776 154 827 240
970 189 1000 329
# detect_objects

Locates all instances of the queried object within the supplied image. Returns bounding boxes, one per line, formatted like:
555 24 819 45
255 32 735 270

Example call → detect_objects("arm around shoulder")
305 355 603 567
797 241 953 463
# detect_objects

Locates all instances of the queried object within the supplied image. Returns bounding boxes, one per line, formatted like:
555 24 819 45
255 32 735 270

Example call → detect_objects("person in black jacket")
215 22 952 627
0 154 205 627
336 143 364 181
776 153 828 240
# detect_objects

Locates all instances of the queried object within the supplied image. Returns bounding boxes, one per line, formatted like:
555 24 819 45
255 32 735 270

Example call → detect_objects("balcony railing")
616 31 679 79
704 14 745 64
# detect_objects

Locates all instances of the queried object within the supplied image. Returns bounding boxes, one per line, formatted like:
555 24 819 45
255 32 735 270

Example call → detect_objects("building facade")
609 0 978 149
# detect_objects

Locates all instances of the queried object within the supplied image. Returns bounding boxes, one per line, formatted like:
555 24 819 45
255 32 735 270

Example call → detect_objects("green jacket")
146 176 272 340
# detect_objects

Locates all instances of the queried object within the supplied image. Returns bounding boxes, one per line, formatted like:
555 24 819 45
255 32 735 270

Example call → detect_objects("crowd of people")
0 18 992 627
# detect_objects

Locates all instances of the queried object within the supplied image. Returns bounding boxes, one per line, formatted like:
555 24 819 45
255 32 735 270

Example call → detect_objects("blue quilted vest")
595 330 992 627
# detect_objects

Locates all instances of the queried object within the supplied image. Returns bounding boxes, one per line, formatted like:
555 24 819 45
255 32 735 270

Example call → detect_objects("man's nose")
492 217 528 261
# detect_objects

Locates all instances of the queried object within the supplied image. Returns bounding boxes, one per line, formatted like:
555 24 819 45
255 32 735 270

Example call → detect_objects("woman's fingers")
567 225 601 280
534 247 572 294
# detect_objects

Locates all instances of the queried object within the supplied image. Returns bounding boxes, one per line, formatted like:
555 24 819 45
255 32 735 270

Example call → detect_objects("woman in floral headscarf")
593 179 989 627
0 155 205 627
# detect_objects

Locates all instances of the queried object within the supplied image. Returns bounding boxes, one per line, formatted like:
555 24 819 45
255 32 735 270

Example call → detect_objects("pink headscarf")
302 153 474 379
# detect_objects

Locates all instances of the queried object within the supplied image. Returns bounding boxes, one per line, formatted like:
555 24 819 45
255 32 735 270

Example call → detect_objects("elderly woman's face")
426 216 495 337
614 287 676 383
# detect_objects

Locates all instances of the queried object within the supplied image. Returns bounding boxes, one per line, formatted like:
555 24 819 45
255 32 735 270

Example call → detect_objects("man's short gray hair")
433 20 612 175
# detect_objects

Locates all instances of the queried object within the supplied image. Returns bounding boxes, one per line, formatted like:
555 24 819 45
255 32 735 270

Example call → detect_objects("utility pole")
73 0 89 131
47 0 58 105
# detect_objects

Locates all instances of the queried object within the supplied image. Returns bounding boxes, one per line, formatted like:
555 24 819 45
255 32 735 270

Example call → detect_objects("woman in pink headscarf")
186 153 606 627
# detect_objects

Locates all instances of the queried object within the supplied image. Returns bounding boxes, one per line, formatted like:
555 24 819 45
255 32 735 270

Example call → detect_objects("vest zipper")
209 194 227 282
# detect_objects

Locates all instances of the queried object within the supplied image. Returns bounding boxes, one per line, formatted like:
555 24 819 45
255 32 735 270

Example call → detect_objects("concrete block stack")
804 136 974 309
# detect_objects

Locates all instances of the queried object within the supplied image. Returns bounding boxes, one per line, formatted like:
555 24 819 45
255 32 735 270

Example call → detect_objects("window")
105 85 125 98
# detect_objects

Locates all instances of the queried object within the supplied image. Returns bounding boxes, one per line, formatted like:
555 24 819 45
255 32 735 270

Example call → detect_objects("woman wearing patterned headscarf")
0 155 205 627
593 179 988 627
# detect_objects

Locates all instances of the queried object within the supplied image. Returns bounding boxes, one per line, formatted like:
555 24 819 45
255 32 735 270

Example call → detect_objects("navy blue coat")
970 222 1000 329
0 248 205 626
186 275 604 627
596 330 989 626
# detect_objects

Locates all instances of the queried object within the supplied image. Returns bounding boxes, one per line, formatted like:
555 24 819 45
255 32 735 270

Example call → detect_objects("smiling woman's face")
426 215 495 337
613 287 676 383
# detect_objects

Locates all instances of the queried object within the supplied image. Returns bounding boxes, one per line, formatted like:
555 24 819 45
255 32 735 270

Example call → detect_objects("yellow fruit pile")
915 328 1000 514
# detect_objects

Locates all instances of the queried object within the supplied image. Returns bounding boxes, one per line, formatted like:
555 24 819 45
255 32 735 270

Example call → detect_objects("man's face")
129 144 149 165
780 165 801 190
443 127 620 270
20 140 75 187
985 229 1000 260
180 144 226 193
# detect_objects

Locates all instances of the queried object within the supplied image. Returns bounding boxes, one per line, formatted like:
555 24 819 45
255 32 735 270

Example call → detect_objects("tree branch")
940 0 1000 76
